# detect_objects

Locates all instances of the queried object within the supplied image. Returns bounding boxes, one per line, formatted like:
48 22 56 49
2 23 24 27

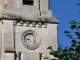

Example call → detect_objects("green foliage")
47 20 80 60
43 57 48 59
77 3 80 6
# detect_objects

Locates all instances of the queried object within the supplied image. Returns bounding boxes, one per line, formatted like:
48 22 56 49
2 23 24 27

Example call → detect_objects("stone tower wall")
0 0 59 60
0 0 52 19
0 22 2 60
0 20 58 60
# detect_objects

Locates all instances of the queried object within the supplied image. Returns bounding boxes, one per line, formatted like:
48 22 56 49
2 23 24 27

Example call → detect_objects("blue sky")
50 0 80 47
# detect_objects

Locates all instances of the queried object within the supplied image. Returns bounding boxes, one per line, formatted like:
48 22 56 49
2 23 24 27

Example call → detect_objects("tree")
47 20 80 60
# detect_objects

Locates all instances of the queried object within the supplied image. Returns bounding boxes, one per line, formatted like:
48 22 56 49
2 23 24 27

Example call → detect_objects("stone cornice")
0 17 59 24
0 13 59 24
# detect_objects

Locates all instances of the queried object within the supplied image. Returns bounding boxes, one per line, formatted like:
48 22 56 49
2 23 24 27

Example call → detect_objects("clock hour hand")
26 38 31 41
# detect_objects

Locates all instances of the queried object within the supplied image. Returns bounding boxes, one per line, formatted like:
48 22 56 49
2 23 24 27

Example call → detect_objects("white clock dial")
24 33 36 46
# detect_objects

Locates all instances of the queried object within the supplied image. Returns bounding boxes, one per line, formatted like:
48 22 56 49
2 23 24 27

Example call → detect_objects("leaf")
71 54 77 59
76 45 80 54
43 57 48 59
64 31 70 34
69 35 73 39
75 32 80 37
66 35 73 39
69 47 75 51
64 57 69 60
53 51 61 58
62 49 67 53
71 43 76 47
77 3 80 6
78 42 80 44
49 51 54 55
47 46 52 49
71 25 76 30
69 20 77 24
77 57 80 60
71 40 77 43
78 26 80 28
58 47 62 51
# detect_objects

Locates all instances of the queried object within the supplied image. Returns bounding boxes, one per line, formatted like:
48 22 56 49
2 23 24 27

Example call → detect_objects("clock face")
22 30 41 50
24 33 36 46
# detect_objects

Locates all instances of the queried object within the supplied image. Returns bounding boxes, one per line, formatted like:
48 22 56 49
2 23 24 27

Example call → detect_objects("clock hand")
26 38 31 41
27 38 30 40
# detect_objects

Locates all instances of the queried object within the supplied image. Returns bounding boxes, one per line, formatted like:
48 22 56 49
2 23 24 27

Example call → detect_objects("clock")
21 30 41 50
24 33 36 46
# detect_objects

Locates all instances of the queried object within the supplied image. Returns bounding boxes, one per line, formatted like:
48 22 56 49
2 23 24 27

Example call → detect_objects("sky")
50 0 80 47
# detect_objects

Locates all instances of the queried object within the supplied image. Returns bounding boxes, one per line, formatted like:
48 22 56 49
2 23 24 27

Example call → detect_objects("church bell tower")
0 0 59 60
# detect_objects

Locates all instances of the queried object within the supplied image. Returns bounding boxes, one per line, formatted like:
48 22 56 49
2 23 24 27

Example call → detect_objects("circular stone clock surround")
21 30 41 50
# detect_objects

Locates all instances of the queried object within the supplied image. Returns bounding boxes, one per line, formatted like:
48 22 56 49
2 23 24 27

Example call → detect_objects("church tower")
0 0 59 60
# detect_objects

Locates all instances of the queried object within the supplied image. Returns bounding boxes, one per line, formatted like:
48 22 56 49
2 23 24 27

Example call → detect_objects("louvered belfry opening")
23 0 34 5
